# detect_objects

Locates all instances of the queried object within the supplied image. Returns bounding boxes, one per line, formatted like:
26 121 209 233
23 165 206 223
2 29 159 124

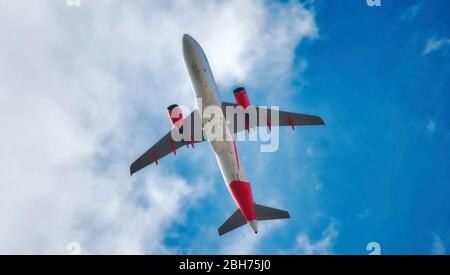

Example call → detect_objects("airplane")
130 34 325 236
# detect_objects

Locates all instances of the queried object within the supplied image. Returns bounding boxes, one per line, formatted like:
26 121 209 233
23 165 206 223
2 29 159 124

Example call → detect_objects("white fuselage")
182 35 249 189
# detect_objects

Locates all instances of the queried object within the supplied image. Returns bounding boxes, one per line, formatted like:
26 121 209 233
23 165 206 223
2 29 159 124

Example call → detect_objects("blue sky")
163 0 450 254
0 0 449 254
303 0 450 254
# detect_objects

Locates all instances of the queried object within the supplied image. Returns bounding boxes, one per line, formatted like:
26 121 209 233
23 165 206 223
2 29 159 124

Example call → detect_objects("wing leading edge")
130 110 205 175
221 102 325 133
130 104 324 175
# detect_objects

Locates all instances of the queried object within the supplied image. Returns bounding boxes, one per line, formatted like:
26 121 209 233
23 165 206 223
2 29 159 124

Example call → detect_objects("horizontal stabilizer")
254 204 290 220
218 209 246 236
218 204 290 236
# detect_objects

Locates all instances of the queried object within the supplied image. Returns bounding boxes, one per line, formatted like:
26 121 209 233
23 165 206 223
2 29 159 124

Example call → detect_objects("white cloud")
422 37 450 55
294 221 338 255
306 145 314 157
356 208 373 220
400 2 424 22
220 220 286 254
426 120 436 134
431 233 446 255
220 227 269 255
0 1 317 254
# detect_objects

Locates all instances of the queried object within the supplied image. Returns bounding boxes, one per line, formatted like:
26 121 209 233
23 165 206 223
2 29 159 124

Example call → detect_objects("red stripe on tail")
228 180 256 221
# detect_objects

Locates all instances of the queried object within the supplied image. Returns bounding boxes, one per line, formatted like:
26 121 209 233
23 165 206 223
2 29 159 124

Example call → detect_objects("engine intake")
233 87 250 109
167 104 183 128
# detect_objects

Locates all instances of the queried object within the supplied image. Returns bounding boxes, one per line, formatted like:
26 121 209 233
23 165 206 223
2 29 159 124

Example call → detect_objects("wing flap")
130 110 205 175
221 102 325 134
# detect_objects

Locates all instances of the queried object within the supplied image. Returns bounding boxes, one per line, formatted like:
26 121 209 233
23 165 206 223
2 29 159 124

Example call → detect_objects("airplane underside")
129 34 325 236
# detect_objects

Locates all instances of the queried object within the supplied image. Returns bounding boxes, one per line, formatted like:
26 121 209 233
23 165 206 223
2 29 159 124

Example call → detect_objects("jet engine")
233 87 250 109
167 104 183 128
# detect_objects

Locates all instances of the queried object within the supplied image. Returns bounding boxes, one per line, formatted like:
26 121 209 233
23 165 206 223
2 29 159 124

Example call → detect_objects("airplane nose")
182 34 195 50
183 33 192 42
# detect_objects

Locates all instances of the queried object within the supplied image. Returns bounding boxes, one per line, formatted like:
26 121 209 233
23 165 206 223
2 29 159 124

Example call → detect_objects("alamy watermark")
66 0 81 7
367 242 381 255
66 242 81 255
67 1 380 8
366 0 381 7
168 98 280 152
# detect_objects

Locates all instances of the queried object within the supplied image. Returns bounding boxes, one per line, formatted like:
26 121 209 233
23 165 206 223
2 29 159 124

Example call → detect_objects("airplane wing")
222 102 325 133
130 110 205 175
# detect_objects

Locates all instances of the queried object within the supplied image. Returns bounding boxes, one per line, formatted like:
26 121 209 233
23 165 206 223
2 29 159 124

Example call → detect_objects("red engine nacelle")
233 87 250 109
167 104 183 128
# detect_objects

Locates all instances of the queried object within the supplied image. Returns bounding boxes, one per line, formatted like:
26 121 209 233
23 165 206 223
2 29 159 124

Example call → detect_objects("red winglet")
287 114 295 130
168 138 176 155
191 140 195 149
151 151 158 165
267 114 271 131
